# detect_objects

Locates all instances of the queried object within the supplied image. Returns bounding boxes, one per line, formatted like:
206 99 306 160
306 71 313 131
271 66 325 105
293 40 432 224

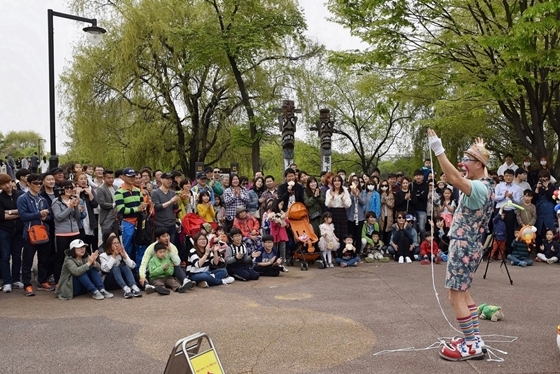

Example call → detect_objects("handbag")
309 210 321 220
28 224 49 245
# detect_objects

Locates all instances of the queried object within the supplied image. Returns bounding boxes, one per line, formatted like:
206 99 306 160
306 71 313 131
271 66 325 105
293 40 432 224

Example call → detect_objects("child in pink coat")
269 199 289 272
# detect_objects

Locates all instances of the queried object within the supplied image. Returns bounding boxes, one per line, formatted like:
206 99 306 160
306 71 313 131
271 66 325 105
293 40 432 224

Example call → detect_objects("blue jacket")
247 189 260 213
346 190 367 222
365 190 381 218
17 192 53 239
492 214 507 241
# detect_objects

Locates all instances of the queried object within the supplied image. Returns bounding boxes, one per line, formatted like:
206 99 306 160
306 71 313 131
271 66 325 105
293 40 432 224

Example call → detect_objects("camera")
53 186 64 198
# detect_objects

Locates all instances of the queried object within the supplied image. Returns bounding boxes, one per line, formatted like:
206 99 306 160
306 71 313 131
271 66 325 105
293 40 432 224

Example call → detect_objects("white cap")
70 239 87 250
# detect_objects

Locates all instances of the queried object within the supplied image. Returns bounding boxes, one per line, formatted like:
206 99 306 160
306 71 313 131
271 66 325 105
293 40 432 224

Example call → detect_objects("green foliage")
328 0 560 175
0 131 44 159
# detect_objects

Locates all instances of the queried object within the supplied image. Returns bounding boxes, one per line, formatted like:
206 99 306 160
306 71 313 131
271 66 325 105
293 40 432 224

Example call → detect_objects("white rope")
372 145 517 362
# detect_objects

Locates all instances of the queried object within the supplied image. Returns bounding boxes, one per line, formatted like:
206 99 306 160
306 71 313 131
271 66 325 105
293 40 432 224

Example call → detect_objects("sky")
0 0 365 155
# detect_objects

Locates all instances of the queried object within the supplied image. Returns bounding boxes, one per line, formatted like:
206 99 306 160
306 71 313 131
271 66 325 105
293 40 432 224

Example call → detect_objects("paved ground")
1 258 559 374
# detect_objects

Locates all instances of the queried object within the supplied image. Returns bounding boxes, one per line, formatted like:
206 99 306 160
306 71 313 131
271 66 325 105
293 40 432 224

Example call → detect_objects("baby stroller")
285 202 322 270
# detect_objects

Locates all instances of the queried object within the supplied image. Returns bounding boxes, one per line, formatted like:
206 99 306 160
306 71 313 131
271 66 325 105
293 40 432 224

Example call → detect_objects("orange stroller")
286 202 323 270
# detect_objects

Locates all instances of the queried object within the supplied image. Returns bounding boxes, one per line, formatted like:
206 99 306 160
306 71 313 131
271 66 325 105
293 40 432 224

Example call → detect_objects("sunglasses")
461 157 477 163
30 181 43 186
213 171 220 173
397 216 405 219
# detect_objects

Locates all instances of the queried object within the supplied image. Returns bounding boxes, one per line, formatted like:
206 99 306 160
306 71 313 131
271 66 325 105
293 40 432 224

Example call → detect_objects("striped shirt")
114 183 142 224
187 248 214 273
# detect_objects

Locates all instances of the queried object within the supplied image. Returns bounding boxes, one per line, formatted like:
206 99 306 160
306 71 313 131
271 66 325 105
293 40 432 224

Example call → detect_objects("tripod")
482 234 513 285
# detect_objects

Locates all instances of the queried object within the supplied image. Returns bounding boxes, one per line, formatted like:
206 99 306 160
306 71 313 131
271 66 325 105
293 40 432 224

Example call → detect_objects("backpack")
135 211 155 245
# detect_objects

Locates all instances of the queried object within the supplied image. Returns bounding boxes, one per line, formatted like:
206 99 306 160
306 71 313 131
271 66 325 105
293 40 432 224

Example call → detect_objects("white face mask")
523 162 531 167
367 185 374 191
540 161 547 166
381 186 388 191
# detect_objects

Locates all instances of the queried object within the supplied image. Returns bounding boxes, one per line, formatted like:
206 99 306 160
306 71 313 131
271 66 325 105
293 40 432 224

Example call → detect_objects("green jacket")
303 192 325 219
362 222 381 246
55 250 101 300
148 255 174 280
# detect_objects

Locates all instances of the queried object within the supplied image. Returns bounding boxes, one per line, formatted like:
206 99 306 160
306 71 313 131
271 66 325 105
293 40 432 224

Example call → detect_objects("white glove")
428 134 445 156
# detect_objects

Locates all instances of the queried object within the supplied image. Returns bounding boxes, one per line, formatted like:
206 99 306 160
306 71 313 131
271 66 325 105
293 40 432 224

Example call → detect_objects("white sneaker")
398 256 404 264
100 289 114 298
222 276 235 284
12 282 24 289
405 257 412 263
328 263 334 268
3 284 12 293
413 254 419 260
281 265 289 272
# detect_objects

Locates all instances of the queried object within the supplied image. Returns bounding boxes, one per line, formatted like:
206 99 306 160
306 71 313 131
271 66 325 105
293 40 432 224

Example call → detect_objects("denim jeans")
0 230 22 284
135 244 147 271
416 211 427 242
104 263 136 290
121 221 136 260
189 269 228 286
72 267 104 296
507 254 533 266
21 238 51 287
335 256 359 266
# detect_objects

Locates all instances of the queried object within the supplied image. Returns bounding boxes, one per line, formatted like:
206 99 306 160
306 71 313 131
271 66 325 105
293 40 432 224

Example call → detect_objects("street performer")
428 129 495 361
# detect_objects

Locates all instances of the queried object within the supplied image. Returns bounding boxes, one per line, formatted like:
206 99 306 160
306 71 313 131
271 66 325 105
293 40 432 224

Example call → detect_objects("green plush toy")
477 303 505 322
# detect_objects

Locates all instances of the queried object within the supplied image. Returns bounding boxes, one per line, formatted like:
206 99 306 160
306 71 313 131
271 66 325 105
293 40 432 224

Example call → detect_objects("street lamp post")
48 9 106 170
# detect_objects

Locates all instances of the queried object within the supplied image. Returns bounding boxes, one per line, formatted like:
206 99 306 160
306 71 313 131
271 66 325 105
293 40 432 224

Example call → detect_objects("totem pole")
275 100 301 170
317 109 334 172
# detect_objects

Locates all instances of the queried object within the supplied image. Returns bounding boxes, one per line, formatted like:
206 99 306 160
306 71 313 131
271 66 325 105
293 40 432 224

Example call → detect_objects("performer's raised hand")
427 128 445 156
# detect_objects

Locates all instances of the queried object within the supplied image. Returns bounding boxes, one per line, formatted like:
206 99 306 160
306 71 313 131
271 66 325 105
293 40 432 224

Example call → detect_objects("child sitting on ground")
419 232 441 265
148 243 191 295
318 212 339 268
225 228 260 281
361 211 380 255
336 234 359 267
507 230 534 267
253 235 284 276
364 231 389 263
537 229 559 264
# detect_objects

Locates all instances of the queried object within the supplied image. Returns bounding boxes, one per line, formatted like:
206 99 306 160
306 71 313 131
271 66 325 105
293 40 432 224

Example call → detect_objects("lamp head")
83 25 106 46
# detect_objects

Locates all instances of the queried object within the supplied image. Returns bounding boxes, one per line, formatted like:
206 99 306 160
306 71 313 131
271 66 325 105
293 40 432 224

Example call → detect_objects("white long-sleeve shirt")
99 252 136 273
325 188 352 209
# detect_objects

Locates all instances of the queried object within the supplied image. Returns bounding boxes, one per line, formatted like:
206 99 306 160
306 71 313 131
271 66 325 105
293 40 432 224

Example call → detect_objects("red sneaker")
535 257 542 262
435 256 441 264
420 259 430 265
447 336 487 354
440 339 484 361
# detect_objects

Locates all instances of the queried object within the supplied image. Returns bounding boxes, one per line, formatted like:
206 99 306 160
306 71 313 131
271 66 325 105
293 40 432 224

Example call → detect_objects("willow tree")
297 60 419 174
67 0 321 174
328 0 560 175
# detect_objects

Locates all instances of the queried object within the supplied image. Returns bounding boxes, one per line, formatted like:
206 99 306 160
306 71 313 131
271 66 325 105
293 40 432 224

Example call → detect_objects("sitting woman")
226 228 260 281
99 234 142 298
55 239 114 300
187 232 233 287
196 191 215 223
388 211 417 263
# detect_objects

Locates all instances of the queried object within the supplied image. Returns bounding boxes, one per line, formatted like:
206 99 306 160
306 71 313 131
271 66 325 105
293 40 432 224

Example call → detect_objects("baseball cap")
405 214 415 221
50 167 63 174
204 166 213 173
161 172 173 179
122 167 136 177
196 171 207 179
70 239 87 250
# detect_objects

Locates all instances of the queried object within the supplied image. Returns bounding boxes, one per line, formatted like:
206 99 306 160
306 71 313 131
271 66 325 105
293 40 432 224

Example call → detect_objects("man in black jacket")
412 169 429 242
0 173 24 293
276 168 304 212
